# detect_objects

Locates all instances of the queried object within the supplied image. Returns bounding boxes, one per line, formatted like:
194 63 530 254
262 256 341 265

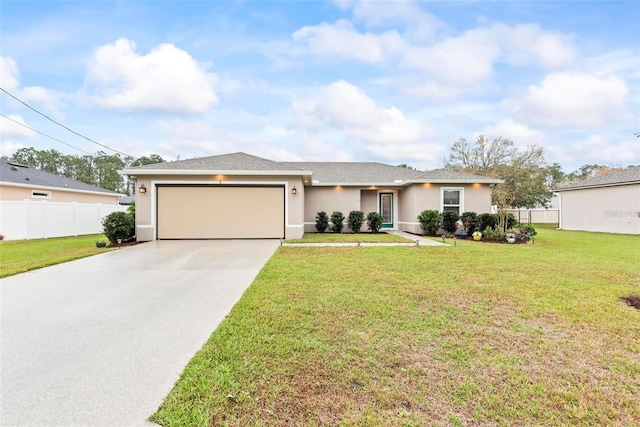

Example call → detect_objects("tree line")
3 148 165 194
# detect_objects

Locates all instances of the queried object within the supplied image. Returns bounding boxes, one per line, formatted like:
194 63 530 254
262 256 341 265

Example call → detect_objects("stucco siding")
303 186 361 232
559 184 640 234
361 190 377 215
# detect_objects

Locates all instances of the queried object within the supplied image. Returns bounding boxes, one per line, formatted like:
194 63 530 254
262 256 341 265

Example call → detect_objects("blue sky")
1 0 639 172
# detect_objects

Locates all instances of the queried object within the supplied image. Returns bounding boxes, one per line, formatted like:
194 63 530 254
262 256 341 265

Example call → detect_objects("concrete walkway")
0 240 279 427
283 230 448 247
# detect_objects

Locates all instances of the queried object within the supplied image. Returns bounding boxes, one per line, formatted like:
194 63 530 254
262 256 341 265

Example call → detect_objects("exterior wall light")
139 183 147 194
292 186 297 195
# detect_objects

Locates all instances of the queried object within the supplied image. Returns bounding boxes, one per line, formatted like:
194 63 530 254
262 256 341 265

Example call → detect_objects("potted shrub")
506 232 516 244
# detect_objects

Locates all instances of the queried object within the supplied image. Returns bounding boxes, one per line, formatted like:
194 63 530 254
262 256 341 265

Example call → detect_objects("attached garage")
157 185 285 239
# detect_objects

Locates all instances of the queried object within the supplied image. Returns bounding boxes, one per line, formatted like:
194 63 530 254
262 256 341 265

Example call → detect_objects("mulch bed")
620 295 640 310
106 241 146 248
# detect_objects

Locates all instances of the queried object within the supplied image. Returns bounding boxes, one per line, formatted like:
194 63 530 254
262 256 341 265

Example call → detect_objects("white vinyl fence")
0 200 127 241
505 209 559 224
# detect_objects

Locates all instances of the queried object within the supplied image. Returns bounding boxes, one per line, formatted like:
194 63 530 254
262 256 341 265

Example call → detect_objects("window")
31 190 51 199
442 188 462 215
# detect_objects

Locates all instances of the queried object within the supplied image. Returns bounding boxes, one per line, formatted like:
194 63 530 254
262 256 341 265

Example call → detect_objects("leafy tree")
445 135 552 209
567 164 621 181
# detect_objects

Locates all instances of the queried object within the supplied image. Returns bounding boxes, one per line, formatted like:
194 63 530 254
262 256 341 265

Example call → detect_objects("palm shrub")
347 210 364 233
441 211 459 235
315 211 329 233
330 211 345 233
366 212 383 234
102 211 135 244
417 210 441 235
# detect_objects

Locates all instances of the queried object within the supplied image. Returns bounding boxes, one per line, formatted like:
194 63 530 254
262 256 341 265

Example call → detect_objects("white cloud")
85 38 218 113
516 72 629 127
547 134 640 169
292 20 403 63
1 56 61 114
0 141 24 158
481 118 547 148
502 23 575 69
0 115 37 139
1 57 20 91
293 80 425 144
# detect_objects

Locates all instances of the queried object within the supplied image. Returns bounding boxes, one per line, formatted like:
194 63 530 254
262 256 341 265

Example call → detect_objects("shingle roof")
126 152 306 172
555 166 640 191
121 152 501 184
0 160 121 195
282 162 424 183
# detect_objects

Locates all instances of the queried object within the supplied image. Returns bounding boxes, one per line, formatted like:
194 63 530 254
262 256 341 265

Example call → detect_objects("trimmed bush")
315 211 329 233
441 211 459 235
479 213 498 232
102 211 135 244
417 210 441 235
366 212 384 234
460 211 480 234
330 211 345 233
347 210 364 233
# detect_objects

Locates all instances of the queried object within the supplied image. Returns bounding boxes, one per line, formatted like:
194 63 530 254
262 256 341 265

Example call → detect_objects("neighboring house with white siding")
554 166 640 235
0 160 124 240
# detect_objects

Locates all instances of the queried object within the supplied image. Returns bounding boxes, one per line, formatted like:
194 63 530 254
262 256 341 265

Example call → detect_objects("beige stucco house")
555 166 640 235
120 152 502 241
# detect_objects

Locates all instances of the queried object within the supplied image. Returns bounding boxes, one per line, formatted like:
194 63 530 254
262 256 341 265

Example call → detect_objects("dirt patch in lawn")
620 295 640 310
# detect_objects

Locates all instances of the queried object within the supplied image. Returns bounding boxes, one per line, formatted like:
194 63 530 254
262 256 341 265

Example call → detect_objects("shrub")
347 210 364 233
417 210 441 235
441 211 459 235
315 211 329 233
102 211 135 244
479 213 498 231
460 211 480 234
517 223 537 241
483 226 498 239
330 211 345 233
366 212 383 234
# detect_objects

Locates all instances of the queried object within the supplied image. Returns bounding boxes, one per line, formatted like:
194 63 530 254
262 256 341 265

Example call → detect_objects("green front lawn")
285 232 413 243
151 228 640 426
0 234 115 278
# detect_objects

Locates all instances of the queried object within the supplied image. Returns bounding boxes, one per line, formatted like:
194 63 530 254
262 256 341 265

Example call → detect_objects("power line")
0 114 93 156
0 87 137 159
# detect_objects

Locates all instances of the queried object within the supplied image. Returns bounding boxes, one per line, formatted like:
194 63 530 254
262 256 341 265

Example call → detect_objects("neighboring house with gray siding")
121 152 502 241
554 166 640 235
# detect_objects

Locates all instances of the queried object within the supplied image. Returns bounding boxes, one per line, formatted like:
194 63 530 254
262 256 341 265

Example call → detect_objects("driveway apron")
0 240 279 426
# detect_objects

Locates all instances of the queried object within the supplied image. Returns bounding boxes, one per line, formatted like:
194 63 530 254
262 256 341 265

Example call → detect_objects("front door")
379 192 394 229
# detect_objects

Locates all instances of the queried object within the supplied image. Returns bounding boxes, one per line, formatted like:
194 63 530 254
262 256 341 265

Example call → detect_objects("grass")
0 234 115 278
152 227 640 426
285 232 414 243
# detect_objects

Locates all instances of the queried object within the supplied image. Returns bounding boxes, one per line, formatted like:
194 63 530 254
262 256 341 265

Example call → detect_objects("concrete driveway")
0 239 279 426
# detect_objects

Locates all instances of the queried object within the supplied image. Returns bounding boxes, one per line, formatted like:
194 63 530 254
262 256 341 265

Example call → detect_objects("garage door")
157 185 285 239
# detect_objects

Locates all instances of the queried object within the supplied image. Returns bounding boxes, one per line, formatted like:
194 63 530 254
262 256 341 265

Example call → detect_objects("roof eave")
407 178 504 184
554 180 640 192
0 181 124 197
119 169 313 177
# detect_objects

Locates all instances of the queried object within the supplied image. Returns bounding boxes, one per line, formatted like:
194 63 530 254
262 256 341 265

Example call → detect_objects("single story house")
554 165 640 235
0 159 123 240
120 152 502 241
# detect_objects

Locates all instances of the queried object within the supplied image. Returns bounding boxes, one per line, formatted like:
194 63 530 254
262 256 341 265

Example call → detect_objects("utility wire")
0 87 137 159
1 114 94 156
